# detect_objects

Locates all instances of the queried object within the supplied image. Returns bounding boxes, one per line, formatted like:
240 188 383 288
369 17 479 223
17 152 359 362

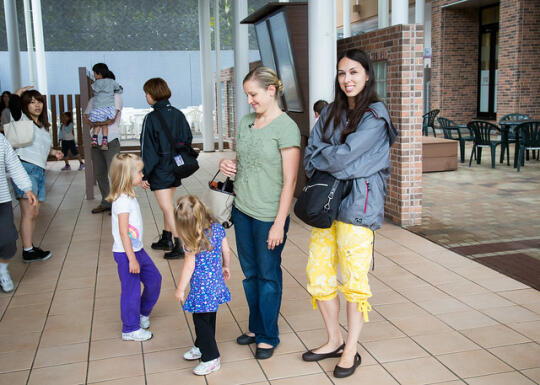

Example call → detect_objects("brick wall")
431 0 540 122
338 24 424 226
516 0 540 118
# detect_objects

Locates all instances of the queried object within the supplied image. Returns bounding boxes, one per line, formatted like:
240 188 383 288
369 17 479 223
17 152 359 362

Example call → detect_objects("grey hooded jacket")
91 78 123 109
304 102 397 230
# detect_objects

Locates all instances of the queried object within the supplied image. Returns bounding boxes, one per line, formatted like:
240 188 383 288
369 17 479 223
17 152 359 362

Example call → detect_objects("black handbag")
155 110 199 179
294 170 349 229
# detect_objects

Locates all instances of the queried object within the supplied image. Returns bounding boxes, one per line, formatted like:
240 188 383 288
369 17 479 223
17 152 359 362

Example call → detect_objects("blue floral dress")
183 223 231 313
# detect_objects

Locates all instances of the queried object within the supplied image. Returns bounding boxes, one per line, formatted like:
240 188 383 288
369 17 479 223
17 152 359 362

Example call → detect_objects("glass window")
481 6 499 26
373 61 387 103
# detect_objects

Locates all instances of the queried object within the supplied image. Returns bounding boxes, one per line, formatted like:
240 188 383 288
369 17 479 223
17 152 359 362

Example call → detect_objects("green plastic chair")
498 113 530 165
467 120 502 168
422 109 440 137
438 117 473 163
516 120 540 172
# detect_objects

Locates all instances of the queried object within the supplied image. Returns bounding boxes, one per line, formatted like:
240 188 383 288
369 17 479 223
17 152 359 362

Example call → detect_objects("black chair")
516 120 540 172
499 113 530 165
423 109 440 137
438 117 474 163
467 120 502 168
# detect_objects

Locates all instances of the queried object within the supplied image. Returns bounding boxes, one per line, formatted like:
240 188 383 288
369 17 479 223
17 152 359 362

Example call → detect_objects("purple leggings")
113 249 162 333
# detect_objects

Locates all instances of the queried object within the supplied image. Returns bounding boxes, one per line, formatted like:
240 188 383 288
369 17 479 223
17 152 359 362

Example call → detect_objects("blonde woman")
219 67 300 359
107 153 162 342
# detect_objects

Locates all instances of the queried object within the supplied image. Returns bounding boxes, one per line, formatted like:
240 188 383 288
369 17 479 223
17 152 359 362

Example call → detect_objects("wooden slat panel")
75 95 83 150
67 94 73 113
58 94 65 115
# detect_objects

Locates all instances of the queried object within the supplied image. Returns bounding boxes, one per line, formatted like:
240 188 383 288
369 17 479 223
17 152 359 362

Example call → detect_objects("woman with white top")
9 88 63 262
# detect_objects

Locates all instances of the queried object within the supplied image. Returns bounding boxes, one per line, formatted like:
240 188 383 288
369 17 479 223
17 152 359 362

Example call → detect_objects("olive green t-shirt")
234 112 301 222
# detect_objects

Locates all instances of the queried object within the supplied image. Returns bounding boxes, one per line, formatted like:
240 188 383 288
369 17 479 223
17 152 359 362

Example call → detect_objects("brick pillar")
431 0 479 122
338 24 424 226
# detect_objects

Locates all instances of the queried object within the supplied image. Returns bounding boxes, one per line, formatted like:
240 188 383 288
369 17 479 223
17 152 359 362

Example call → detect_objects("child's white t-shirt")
111 193 144 252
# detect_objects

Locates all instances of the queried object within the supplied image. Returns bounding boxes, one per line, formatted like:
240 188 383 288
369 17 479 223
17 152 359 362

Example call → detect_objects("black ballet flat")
302 343 345 362
236 333 256 345
333 352 361 378
255 346 275 359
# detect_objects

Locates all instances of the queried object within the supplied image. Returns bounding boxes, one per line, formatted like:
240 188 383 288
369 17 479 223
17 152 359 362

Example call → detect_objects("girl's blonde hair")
174 195 216 254
106 153 143 202
243 66 284 98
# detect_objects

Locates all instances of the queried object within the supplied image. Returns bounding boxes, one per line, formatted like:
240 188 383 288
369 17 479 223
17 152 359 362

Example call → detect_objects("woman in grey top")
300 49 397 378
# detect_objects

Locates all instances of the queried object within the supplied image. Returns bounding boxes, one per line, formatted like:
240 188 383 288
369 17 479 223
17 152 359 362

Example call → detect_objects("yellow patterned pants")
306 221 373 322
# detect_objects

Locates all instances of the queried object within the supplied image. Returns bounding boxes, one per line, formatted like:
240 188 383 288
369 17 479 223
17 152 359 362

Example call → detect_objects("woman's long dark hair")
323 49 380 143
92 63 116 80
1 91 11 112
21 90 50 130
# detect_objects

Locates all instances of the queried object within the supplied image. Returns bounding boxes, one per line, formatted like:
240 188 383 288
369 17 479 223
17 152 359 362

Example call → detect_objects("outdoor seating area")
423 110 539 172
0 152 539 385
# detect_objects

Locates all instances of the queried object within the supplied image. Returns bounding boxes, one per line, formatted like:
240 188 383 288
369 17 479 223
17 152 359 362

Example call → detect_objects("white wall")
0 50 260 108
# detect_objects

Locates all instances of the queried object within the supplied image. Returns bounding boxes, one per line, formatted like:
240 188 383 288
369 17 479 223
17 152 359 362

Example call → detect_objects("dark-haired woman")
1 91 12 132
9 87 64 262
59 111 85 171
88 63 123 150
83 63 123 214
140 78 193 260
301 49 397 378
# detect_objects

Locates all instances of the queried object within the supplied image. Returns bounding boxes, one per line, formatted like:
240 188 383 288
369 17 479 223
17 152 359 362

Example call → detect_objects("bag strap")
210 170 232 193
154 110 176 153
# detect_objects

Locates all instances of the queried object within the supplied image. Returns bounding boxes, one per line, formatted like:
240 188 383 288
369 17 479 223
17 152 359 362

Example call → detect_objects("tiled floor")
0 151 539 384
407 141 540 289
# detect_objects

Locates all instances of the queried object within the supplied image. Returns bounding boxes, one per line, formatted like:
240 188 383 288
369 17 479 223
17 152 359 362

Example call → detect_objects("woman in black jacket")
140 78 193 259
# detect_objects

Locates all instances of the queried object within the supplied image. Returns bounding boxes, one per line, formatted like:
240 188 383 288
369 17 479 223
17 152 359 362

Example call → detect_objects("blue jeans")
12 161 46 202
232 206 290 347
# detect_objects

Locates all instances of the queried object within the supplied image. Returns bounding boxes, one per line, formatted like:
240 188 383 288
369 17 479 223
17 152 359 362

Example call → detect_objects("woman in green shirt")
219 67 300 359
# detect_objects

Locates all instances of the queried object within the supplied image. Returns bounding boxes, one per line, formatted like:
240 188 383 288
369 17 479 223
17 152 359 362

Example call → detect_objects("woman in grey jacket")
301 49 397 378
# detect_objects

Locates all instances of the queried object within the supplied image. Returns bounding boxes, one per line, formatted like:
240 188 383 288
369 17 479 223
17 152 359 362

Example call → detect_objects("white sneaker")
122 328 152 342
0 269 14 292
140 315 150 329
193 357 221 376
184 346 202 360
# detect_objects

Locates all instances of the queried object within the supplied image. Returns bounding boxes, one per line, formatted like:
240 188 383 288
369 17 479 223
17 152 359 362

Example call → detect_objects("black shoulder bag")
154 110 199 179
294 170 350 229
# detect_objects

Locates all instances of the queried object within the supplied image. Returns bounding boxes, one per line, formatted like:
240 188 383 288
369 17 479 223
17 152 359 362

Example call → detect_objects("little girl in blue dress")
174 195 231 376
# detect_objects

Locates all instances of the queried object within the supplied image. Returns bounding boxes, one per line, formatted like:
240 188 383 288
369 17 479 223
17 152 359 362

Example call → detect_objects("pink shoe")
61 164 71 171
91 136 98 147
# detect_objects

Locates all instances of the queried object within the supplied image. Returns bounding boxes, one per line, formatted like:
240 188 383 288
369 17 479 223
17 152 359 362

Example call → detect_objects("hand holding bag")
155 110 199 179
294 170 349 229
204 171 234 228
4 120 34 148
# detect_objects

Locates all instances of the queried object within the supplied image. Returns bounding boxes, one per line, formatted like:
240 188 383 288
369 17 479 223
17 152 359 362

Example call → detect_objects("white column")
215 0 224 151
378 0 389 29
415 0 425 24
23 0 36 87
308 0 336 129
343 0 351 38
233 0 249 130
4 0 22 90
199 0 214 152
391 0 408 26
31 0 47 94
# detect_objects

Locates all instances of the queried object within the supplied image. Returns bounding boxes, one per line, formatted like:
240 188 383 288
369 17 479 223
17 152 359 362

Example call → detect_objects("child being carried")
89 63 123 150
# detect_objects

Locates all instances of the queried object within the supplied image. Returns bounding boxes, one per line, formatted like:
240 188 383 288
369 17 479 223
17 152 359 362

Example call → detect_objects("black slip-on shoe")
91 205 111 214
255 346 274 360
302 343 345 362
22 247 52 263
333 353 361 378
236 333 256 345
